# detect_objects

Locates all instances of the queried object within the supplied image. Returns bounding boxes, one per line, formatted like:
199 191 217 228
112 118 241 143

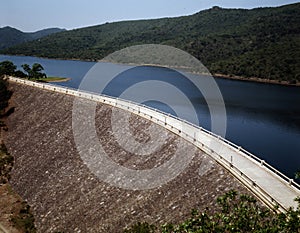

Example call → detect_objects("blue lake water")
1 54 299 179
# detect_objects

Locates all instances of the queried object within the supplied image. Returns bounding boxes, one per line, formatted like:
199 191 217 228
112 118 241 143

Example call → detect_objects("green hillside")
2 3 300 82
0 26 65 50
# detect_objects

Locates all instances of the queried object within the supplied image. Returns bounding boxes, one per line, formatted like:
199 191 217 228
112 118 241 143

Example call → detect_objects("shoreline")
99 59 300 87
213 73 300 87
2 54 299 87
47 77 71 83
101 60 300 87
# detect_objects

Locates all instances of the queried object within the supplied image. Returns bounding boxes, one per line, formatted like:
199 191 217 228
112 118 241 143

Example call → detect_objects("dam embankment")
4 81 252 232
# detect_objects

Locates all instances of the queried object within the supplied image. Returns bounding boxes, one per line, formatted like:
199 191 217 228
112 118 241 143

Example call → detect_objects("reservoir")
1 54 299 180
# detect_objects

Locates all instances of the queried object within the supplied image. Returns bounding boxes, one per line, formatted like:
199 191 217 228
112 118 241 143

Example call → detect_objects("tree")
21 64 31 77
14 70 27 78
32 63 46 79
124 222 156 233
296 171 300 179
125 190 300 233
21 63 46 79
0 76 12 114
0 60 17 76
0 60 25 78
31 63 43 74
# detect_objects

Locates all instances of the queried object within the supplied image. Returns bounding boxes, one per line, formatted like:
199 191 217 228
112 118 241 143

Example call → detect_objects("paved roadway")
194 130 300 211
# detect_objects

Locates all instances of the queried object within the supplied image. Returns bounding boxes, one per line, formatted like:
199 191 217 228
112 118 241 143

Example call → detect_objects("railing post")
260 160 265 166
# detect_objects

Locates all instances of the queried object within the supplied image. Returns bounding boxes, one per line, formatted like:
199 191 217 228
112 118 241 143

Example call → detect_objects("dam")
4 77 300 232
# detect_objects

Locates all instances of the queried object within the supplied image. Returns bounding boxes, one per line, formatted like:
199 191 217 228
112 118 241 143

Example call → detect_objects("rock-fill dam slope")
5 82 251 232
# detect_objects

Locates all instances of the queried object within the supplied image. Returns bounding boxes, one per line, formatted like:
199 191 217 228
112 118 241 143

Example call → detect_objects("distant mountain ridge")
1 3 300 82
0 26 66 50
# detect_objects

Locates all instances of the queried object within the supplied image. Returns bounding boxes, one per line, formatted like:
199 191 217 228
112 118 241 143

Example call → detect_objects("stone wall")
5 83 251 233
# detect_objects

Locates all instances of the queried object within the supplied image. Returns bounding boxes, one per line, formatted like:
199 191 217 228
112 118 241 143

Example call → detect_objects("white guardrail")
8 76 300 212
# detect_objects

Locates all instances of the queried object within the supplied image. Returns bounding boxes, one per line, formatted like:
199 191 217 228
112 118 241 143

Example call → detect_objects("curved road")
8 77 300 212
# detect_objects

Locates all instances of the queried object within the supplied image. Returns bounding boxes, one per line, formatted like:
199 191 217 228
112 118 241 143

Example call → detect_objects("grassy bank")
33 76 70 82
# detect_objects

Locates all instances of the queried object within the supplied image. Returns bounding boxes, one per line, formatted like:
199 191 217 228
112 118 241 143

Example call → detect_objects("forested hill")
2 3 300 82
0 26 65 50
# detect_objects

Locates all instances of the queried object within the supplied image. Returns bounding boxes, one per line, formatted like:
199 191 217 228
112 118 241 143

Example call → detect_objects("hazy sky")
1 0 299 32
